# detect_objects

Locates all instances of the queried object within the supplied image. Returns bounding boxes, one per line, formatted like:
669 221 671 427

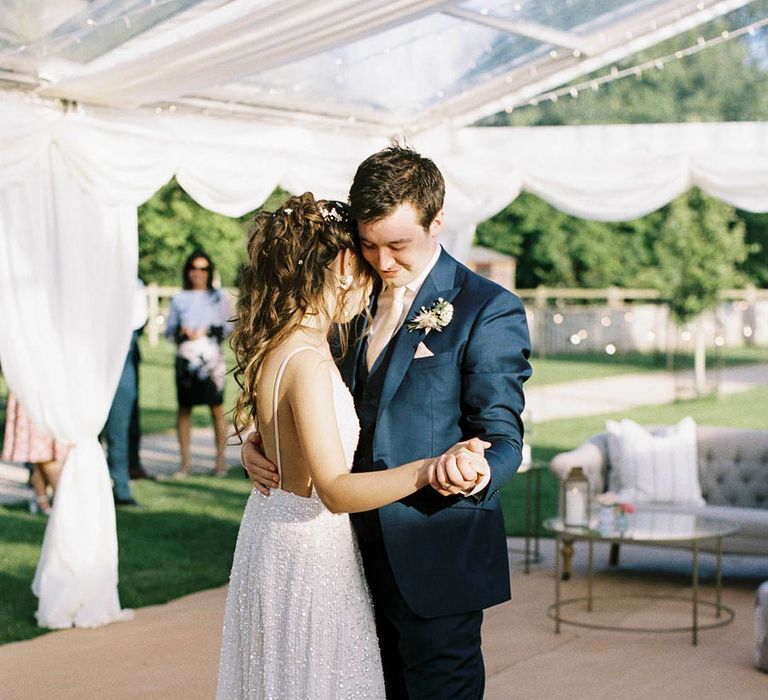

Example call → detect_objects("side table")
543 510 738 646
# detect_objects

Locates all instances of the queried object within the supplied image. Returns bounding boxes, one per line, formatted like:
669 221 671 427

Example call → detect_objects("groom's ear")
428 209 444 238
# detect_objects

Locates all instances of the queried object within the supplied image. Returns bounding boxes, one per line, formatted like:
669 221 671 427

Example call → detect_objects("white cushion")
606 417 705 506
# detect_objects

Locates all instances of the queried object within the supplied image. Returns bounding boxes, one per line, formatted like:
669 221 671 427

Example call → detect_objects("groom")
244 146 531 698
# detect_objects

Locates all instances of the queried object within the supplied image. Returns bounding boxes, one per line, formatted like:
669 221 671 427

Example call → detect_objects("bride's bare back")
255 338 335 498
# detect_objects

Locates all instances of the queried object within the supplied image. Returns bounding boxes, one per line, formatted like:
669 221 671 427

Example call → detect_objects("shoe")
114 496 140 507
29 497 51 516
129 466 156 481
35 495 52 516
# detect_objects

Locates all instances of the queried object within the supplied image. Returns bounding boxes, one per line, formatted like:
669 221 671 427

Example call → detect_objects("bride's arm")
285 353 433 514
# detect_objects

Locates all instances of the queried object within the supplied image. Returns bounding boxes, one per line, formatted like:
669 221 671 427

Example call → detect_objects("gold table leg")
554 532 561 634
692 540 699 646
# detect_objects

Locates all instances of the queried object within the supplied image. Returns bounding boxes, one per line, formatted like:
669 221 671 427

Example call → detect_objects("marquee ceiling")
0 0 762 135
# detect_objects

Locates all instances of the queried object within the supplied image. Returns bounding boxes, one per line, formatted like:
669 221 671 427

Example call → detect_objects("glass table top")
544 509 740 542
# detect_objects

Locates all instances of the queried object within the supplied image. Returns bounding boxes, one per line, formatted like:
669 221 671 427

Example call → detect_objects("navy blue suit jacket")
340 248 532 618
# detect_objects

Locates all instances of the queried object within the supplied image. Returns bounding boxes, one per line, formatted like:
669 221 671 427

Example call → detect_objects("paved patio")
1 366 766 697
0 538 765 699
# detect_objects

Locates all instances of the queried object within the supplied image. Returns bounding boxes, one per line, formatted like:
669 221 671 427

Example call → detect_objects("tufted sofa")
549 426 768 576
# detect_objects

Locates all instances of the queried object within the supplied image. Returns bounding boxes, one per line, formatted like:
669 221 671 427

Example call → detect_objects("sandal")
30 495 52 516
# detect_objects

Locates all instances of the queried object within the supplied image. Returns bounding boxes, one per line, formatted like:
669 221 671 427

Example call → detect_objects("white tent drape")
0 106 138 627
1 94 767 628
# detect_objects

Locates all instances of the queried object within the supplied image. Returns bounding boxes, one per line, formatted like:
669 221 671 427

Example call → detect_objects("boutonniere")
406 297 454 334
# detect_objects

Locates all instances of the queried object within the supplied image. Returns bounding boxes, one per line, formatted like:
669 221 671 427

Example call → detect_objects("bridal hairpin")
320 206 343 222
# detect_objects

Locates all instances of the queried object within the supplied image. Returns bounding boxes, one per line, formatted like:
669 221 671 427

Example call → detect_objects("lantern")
561 466 590 528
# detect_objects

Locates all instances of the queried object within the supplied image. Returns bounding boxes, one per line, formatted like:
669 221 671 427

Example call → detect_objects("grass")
0 472 253 646
528 345 767 387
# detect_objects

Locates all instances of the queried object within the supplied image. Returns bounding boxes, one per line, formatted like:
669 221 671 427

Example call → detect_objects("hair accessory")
283 208 293 214
297 259 303 266
320 206 343 222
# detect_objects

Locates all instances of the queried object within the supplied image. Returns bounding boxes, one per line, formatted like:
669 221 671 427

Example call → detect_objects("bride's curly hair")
230 192 371 441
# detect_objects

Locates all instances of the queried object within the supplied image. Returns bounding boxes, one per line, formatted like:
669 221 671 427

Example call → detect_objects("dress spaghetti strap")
272 346 325 481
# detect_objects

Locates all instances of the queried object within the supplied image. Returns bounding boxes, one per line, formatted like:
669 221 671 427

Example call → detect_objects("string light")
0 0 186 61
521 16 768 108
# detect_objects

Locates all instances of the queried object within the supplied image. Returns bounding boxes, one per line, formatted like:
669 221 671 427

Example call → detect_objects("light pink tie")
367 285 406 369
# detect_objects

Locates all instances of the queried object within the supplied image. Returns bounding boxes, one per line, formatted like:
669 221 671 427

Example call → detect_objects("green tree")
476 193 663 289
738 210 768 285
638 191 750 320
637 189 752 392
138 181 291 286
475 13 767 290
480 13 768 127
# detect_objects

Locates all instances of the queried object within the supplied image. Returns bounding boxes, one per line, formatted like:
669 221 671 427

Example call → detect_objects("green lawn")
0 472 253 645
528 345 767 387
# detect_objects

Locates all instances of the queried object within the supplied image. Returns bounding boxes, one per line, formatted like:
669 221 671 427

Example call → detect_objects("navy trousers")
359 540 485 700
104 332 140 500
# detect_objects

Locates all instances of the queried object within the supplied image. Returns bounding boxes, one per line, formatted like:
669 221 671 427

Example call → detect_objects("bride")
217 193 486 699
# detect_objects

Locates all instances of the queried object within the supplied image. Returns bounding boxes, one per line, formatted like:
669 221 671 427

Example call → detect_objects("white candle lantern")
561 466 590 528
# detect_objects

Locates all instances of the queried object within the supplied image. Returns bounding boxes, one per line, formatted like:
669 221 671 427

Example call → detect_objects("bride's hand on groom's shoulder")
242 432 280 495
429 440 491 497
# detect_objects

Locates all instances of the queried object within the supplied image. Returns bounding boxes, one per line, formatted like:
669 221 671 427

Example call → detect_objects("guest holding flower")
165 251 233 477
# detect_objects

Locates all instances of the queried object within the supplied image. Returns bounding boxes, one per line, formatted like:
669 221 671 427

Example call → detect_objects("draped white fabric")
0 117 137 627
0 94 767 629
41 0 464 110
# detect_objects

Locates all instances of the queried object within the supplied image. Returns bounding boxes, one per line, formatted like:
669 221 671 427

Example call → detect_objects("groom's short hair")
349 145 445 230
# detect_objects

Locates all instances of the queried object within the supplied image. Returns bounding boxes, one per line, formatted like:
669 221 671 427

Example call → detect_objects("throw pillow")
606 417 705 506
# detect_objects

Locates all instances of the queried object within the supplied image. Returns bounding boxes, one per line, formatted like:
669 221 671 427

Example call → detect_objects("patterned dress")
2 393 68 463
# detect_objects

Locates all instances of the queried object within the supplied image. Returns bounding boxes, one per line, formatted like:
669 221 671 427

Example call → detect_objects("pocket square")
414 341 434 359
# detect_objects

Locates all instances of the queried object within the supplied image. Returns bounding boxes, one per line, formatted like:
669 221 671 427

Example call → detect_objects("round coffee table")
544 510 739 645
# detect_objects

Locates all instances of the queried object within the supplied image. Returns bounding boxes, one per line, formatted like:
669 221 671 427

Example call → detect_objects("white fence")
516 287 768 356
145 283 768 355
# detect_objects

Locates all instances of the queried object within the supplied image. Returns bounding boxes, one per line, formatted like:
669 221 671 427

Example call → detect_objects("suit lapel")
340 287 380 392
378 249 459 411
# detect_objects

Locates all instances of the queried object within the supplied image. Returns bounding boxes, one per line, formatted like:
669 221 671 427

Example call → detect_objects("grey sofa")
549 426 768 577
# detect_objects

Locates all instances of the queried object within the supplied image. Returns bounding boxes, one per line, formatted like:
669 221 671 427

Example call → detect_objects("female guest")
2 392 68 515
165 251 232 477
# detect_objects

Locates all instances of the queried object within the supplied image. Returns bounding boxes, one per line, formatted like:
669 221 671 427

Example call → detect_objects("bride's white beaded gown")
216 347 385 699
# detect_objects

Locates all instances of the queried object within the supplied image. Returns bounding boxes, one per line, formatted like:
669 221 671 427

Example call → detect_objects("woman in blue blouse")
165 251 233 477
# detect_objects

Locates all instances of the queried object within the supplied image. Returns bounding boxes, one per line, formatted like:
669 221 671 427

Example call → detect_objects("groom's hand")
242 432 280 495
429 438 491 496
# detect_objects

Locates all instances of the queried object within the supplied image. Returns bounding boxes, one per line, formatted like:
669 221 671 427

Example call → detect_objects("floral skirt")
175 337 226 407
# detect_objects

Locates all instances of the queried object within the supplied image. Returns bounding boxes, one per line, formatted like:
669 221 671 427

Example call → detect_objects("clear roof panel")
0 0 762 132
222 13 543 124
460 0 660 33
0 0 217 73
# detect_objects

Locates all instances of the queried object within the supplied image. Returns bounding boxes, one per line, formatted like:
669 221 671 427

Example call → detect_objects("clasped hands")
428 438 491 497
241 433 491 498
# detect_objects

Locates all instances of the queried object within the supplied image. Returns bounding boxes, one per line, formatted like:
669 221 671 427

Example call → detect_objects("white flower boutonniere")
406 297 454 334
